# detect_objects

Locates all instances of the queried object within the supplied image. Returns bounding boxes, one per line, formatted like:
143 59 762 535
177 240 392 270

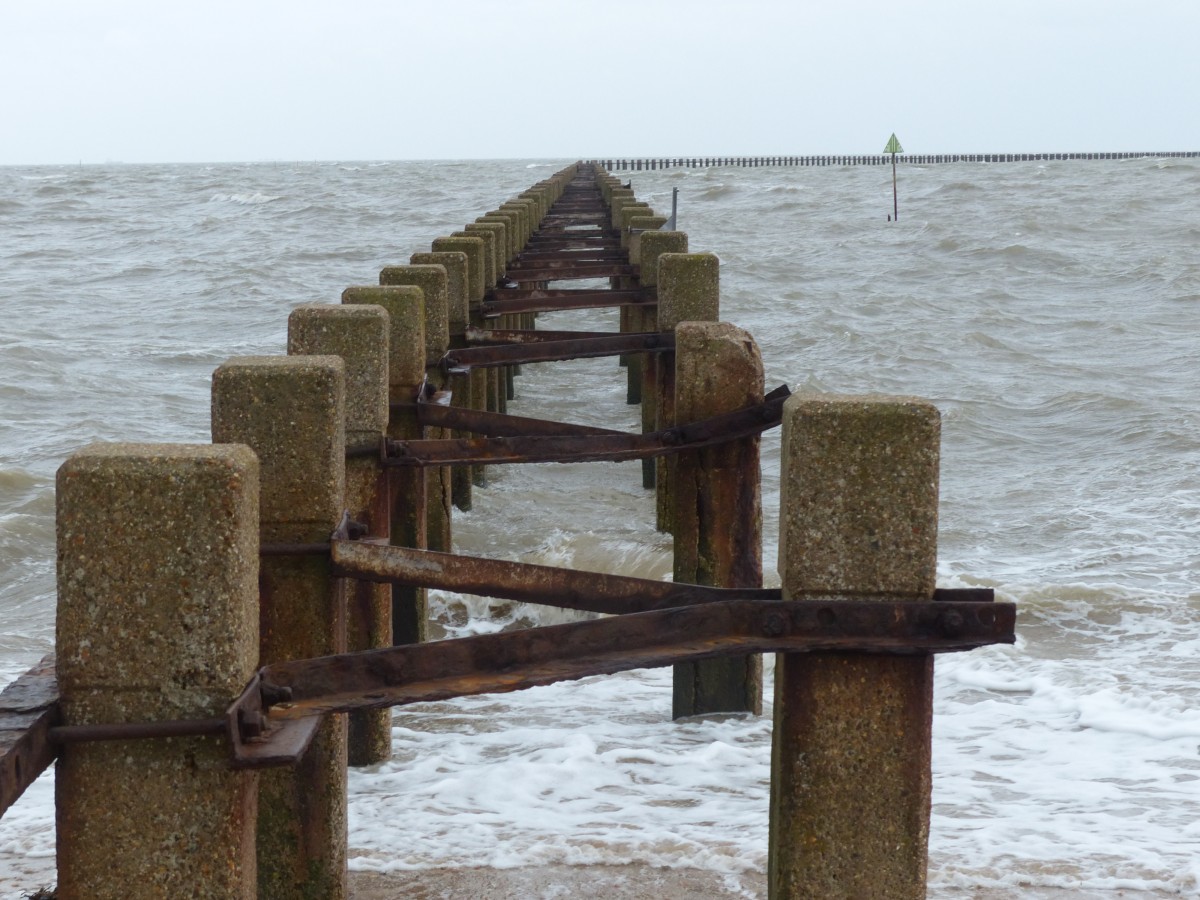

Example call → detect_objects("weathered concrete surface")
342 286 430 646
654 252 720 532
374 267 451 555
636 231 688 492
55 443 260 899
672 323 763 719
770 394 940 900
288 305 392 766
411 251 474 512
432 236 486 304
377 265 448 367
211 355 349 900
468 221 508 275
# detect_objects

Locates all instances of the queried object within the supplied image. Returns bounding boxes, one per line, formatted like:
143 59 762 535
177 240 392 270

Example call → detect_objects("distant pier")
592 151 1200 170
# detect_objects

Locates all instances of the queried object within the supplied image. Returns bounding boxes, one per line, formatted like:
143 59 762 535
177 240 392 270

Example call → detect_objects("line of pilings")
592 150 1200 169
8 161 973 899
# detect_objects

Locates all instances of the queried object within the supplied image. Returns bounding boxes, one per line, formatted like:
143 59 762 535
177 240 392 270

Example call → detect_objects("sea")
1 156 1199 897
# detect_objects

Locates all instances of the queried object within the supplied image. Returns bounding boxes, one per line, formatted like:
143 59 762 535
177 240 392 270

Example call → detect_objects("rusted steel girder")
257 596 1015 720
413 399 629 438
442 332 675 372
465 326 621 344
332 539 778 615
332 540 995 614
0 655 59 818
515 249 628 262
384 385 792 466
524 235 620 247
484 289 649 316
505 264 636 282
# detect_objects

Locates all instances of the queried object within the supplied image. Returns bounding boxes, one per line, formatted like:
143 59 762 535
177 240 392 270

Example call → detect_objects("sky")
2 0 1198 166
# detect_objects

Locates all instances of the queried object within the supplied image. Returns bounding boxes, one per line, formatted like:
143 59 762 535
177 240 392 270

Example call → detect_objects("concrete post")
618 202 652 249
671 323 763 719
55 443 259 900
769 395 940 899
287 304 392 766
342 286 428 646
412 250 474 512
211 355 348 900
480 211 518 262
655 252 719 533
378 265 452 555
623 214 668 404
636 231 689 491
465 222 516 400
469 221 508 277
434 235 491 483
452 228 503 413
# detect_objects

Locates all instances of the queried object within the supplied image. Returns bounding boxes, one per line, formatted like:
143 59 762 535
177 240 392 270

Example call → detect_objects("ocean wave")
207 192 282 205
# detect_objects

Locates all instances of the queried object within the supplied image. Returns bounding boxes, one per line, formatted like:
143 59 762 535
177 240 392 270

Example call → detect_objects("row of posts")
53 167 575 898
52 162 945 897
595 150 1199 169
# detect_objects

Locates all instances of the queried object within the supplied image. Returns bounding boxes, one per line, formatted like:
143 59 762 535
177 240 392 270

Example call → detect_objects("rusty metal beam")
414 400 628 438
331 540 778 615
484 290 649 316
465 326 622 344
442 332 675 372
385 384 791 466
0 655 59 819
505 264 636 282
489 287 648 302
515 250 627 262
258 597 1015 720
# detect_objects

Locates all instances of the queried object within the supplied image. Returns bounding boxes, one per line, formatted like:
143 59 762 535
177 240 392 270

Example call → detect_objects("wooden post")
654 251 718 533
287 304 392 766
671 323 763 719
55 443 260 899
342 286 428 646
770 395 940 899
635 230 688 491
211 355 348 900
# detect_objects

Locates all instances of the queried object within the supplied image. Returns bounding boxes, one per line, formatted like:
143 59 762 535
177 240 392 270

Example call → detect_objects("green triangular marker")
884 133 904 154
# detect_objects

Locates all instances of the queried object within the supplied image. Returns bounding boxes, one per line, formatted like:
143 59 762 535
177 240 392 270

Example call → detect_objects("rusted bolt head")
941 609 965 637
763 613 787 637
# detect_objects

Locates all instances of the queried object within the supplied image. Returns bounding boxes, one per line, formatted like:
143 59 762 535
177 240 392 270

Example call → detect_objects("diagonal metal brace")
384 384 792 466
331 540 995 616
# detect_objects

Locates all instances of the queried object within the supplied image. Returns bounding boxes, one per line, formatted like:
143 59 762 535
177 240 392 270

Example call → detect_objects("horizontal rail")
258 597 1015 720
442 332 674 372
484 289 649 316
465 326 621 344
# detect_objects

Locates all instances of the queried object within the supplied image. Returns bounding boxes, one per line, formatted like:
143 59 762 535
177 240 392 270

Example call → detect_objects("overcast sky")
3 0 1197 165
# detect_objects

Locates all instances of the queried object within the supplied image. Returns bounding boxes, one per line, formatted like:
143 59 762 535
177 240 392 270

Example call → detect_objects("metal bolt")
941 609 965 637
763 613 787 637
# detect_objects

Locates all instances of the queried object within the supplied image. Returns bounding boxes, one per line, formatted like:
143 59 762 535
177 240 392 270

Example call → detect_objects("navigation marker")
885 133 903 221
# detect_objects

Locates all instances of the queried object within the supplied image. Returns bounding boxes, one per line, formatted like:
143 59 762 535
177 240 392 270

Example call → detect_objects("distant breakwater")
593 151 1199 170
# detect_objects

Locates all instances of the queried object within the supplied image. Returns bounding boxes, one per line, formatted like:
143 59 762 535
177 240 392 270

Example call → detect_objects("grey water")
2 157 1199 895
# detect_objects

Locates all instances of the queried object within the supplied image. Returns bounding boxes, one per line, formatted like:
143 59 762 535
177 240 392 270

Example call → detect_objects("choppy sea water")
2 157 1200 896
